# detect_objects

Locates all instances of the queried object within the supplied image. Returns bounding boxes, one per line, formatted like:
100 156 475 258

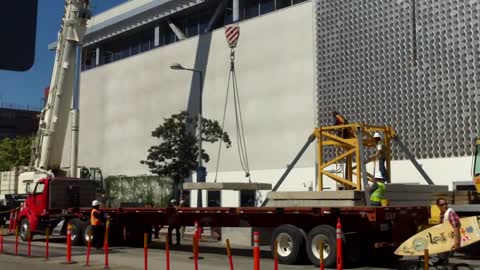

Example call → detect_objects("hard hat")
373 132 382 139
92 200 101 207
170 199 177 203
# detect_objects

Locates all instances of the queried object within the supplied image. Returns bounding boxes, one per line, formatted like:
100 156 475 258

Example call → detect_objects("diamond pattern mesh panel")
314 0 479 160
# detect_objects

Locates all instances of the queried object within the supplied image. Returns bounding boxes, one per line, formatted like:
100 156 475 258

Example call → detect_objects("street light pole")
170 63 205 207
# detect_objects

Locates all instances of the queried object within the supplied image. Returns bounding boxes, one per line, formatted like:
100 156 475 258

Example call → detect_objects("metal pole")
232 0 239 22
393 137 434 185
261 134 316 207
70 44 82 178
196 70 204 207
357 127 371 206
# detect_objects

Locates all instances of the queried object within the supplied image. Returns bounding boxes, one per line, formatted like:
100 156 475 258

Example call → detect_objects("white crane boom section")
32 0 91 172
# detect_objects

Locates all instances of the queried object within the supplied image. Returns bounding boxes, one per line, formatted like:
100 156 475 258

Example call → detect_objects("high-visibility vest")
370 182 385 203
91 209 100 226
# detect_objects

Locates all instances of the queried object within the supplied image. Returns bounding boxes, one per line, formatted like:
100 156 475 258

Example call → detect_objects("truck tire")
68 218 86 246
270 224 306 265
306 225 337 267
19 218 33 241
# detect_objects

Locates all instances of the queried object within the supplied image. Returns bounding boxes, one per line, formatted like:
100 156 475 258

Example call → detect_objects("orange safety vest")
91 209 100 226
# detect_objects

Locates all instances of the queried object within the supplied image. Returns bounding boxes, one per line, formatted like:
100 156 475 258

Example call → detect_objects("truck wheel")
306 225 337 267
68 218 86 246
19 218 33 241
270 224 306 265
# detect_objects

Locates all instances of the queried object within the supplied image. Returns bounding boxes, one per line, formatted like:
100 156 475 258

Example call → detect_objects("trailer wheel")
69 218 86 246
19 218 33 241
306 225 337 267
270 224 306 265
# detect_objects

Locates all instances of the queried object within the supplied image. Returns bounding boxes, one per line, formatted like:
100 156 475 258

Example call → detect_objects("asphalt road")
1 235 480 270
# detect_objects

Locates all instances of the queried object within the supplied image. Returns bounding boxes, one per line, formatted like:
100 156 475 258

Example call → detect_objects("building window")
260 0 275 15
224 0 233 25
164 29 176 45
244 0 259 20
207 191 221 207
82 0 310 71
275 0 292 9
240 190 256 207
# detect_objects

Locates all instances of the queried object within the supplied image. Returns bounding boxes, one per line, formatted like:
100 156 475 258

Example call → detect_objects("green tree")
141 111 231 199
0 136 33 171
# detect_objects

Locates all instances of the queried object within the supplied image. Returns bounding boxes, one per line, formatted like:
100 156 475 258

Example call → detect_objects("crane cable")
214 48 251 182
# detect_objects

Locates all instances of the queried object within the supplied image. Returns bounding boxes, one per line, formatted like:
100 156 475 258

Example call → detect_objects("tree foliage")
141 111 231 186
0 136 32 171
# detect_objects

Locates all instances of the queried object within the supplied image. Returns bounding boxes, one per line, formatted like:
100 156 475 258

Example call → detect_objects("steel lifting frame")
316 123 396 191
262 123 434 207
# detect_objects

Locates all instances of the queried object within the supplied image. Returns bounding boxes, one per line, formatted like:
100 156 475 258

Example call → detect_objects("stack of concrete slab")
265 190 365 207
183 182 272 190
385 184 449 206
265 184 450 207
453 191 480 204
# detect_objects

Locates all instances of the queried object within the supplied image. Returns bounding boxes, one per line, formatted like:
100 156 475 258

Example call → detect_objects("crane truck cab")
17 177 96 243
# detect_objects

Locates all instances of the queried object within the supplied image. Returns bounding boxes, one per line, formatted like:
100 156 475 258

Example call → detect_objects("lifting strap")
214 48 251 182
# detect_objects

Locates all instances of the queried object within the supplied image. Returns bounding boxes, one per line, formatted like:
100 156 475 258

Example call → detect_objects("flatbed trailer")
12 177 430 267
71 205 430 266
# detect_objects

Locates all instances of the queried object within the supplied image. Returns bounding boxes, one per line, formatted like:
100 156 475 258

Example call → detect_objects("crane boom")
32 0 91 173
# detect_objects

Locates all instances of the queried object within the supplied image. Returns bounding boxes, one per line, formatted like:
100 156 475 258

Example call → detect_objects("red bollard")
194 221 199 240
104 220 111 269
0 226 4 254
27 227 31 257
336 218 343 270
144 233 148 270
8 211 14 233
193 235 199 270
226 239 234 270
166 235 170 270
253 231 260 270
274 240 278 270
86 230 91 266
66 223 72 264
15 227 19 256
13 210 18 234
45 227 50 260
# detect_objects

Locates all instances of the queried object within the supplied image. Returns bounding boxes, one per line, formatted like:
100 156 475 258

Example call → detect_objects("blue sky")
0 0 127 109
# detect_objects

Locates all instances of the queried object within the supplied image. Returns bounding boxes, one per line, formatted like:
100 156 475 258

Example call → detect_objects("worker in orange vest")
90 200 106 249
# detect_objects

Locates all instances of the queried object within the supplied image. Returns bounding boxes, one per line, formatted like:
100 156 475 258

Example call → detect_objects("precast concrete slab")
385 184 449 193
265 199 365 207
183 182 272 190
267 190 365 200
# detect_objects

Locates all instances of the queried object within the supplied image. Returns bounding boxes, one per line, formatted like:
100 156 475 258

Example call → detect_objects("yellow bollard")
319 240 325 270
424 249 429 270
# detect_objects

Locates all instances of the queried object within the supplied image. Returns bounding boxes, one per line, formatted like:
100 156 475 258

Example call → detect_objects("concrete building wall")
64 2 317 186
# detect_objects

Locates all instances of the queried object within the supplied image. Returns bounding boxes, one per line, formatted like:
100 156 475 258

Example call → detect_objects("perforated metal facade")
314 0 479 159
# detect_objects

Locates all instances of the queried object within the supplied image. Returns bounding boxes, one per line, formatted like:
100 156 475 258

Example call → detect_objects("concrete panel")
388 201 435 206
183 182 272 190
266 199 365 207
267 191 365 200
385 184 449 193
385 192 436 201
